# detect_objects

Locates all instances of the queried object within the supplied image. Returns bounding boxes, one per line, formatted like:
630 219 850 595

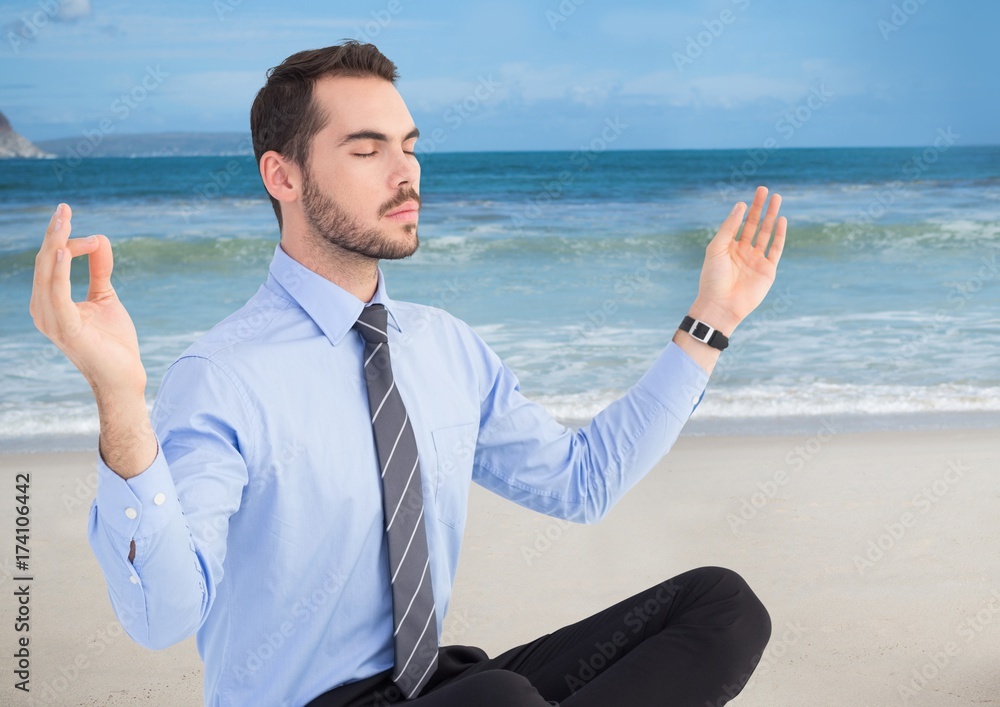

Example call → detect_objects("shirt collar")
266 242 402 347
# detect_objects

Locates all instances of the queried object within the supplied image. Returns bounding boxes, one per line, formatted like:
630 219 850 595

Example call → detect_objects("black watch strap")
679 315 729 351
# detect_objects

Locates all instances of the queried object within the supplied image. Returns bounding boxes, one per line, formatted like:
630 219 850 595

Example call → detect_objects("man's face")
298 75 421 261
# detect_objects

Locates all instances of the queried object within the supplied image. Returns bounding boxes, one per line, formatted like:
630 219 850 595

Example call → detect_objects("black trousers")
306 566 770 707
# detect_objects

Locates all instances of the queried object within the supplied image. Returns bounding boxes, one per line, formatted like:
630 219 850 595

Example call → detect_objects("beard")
300 168 420 261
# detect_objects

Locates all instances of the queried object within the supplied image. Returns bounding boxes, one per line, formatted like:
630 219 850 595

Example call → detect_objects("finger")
32 236 97 317
85 235 115 299
62 235 101 253
29 236 98 338
41 203 73 253
31 207 72 327
755 193 782 252
707 201 746 254
767 217 787 264
49 236 85 338
34 205 73 294
64 235 104 287
739 186 768 244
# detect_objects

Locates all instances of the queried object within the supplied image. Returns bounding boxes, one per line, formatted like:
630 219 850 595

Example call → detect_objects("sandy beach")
1 425 998 706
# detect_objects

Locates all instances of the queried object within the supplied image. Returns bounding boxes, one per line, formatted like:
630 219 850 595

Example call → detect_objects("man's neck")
279 234 379 303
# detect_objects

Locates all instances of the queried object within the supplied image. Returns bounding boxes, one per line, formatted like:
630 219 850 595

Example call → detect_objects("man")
30 41 786 706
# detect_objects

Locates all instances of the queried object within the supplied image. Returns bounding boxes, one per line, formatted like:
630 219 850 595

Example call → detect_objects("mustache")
379 188 421 217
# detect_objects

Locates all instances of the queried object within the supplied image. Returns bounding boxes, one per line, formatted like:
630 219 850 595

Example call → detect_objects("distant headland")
0 111 55 159
0 115 253 159
35 131 253 158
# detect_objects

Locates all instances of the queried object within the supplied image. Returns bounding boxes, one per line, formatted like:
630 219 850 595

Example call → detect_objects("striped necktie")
352 303 439 699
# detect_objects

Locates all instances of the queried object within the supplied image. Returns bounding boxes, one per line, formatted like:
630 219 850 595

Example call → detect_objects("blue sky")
2 0 997 150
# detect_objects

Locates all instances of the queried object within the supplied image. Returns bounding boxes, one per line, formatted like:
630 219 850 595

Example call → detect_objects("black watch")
679 315 729 351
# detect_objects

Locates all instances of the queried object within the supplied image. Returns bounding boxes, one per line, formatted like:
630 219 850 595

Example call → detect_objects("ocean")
1 146 998 452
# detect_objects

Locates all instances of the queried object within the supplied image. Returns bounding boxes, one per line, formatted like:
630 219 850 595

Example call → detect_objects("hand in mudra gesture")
691 185 787 334
29 203 147 396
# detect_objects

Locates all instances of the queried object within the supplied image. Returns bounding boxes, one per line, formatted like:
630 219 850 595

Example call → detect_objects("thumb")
86 235 116 299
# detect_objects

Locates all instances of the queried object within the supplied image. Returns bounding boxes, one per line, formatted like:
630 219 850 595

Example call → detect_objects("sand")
1 426 998 706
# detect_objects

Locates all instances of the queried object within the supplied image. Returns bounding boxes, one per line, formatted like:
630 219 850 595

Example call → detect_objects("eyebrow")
337 127 420 147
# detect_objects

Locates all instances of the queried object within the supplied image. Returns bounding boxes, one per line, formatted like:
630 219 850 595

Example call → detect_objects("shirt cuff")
95 440 183 540
635 341 710 421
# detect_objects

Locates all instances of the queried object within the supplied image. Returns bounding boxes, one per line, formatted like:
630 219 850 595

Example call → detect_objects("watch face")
693 322 711 339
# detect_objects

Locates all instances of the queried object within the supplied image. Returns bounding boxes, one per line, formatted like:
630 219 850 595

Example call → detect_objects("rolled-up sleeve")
86 355 252 650
469 332 708 524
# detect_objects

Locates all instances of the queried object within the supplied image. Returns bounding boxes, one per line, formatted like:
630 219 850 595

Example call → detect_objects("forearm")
94 387 158 480
586 343 709 518
88 444 214 650
472 340 709 524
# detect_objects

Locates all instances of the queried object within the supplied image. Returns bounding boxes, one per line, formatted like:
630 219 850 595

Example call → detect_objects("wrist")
687 299 741 336
89 369 148 403
94 392 156 480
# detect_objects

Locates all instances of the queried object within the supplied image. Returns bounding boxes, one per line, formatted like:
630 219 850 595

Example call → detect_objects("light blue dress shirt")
87 242 709 706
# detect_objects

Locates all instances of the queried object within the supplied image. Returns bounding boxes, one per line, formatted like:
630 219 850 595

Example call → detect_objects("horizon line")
24 130 1000 156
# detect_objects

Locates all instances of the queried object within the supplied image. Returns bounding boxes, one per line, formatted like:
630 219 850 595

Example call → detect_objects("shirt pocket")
431 422 479 529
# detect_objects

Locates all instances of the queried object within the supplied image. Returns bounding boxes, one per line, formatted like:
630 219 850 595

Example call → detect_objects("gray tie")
352 303 439 699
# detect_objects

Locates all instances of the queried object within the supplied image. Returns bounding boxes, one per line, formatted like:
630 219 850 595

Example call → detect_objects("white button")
691 395 700 405
124 507 138 519
129 575 139 584
153 492 166 506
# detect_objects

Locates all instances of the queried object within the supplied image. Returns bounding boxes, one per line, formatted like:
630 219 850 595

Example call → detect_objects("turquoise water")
1 147 998 451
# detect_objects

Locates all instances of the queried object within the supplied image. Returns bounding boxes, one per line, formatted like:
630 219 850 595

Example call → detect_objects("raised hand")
29 203 147 397
30 204 156 479
690 185 787 334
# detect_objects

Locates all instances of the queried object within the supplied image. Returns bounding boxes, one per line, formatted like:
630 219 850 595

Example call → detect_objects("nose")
390 145 420 190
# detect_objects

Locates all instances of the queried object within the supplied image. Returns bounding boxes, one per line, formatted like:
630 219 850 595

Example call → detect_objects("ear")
259 150 301 206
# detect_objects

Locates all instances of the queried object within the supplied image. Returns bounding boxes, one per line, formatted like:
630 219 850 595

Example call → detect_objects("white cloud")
397 76 508 113
403 62 824 113
163 71 265 109
403 61 830 114
56 0 92 21
620 71 821 108
400 63 630 112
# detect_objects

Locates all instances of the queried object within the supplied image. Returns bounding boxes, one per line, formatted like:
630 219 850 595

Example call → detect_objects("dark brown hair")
250 40 399 230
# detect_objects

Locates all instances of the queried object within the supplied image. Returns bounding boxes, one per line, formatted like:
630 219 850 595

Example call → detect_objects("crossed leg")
308 566 771 706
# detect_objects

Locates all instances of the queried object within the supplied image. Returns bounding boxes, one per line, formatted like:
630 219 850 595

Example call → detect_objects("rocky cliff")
0 111 54 159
